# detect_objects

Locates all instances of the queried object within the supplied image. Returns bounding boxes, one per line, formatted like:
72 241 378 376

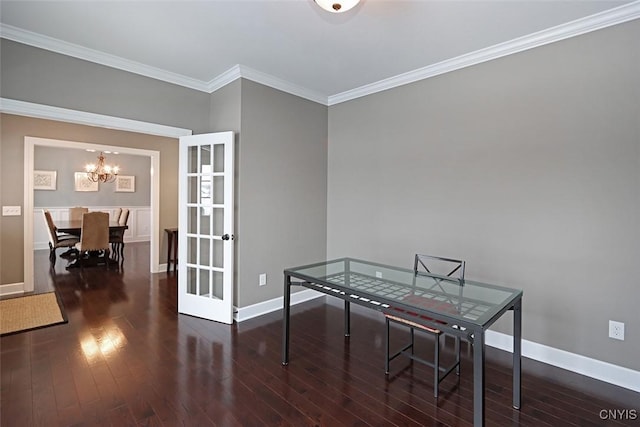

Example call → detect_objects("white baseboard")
234 289 324 322
486 330 640 393
237 296 640 393
151 263 164 274
0 282 25 296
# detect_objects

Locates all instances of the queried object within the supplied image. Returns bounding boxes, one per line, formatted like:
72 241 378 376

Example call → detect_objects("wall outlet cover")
609 320 625 341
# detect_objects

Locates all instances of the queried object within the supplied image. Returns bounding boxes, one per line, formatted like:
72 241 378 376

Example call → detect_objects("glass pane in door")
187 236 197 264
213 239 223 269
199 269 210 297
212 271 223 300
213 177 224 204
186 267 197 295
199 207 211 235
188 176 198 203
187 207 198 234
188 146 198 173
200 237 211 267
213 144 225 173
212 208 223 235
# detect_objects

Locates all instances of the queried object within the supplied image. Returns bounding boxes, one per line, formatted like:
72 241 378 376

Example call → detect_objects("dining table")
56 219 128 236
56 220 128 268
282 257 523 427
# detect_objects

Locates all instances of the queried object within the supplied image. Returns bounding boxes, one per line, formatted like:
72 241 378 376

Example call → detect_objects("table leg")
513 298 522 409
344 259 351 337
166 231 173 273
282 274 291 365
473 328 485 427
344 301 351 337
173 231 178 272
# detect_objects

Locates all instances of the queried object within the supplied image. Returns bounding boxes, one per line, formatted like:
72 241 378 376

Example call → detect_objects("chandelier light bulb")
314 0 360 13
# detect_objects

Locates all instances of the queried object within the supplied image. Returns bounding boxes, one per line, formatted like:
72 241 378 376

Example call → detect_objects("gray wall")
209 80 242 305
237 80 328 307
208 78 328 308
327 20 640 371
34 146 151 207
1 39 212 133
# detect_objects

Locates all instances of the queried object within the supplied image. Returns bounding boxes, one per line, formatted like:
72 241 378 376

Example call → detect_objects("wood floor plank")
2 242 638 427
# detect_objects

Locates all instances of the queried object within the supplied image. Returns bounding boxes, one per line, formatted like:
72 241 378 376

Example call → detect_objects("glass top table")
281 257 523 427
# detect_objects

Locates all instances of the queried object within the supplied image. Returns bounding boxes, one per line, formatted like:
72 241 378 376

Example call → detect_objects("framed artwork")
34 170 57 190
74 172 99 192
115 175 135 192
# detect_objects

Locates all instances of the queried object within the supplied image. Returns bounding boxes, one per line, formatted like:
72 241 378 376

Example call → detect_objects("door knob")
222 234 234 241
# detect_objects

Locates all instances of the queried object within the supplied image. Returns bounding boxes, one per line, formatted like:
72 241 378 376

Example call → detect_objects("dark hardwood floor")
2 242 638 426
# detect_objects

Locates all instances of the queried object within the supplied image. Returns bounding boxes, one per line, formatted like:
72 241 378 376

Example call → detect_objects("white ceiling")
1 0 638 105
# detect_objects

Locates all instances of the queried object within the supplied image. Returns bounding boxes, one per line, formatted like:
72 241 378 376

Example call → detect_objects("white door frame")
23 137 160 292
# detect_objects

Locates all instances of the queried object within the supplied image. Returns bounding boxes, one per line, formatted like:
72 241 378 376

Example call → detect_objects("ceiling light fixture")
314 0 360 13
85 152 120 183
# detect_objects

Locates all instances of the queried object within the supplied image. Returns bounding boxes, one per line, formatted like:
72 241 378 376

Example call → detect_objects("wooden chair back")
69 206 89 221
78 212 110 252
118 208 130 226
112 207 122 222
43 209 58 245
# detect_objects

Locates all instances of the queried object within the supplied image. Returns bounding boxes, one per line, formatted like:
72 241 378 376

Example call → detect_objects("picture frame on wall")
34 170 57 190
74 172 99 192
115 175 135 192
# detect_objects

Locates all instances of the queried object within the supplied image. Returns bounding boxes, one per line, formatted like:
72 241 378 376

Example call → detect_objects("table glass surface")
286 258 522 326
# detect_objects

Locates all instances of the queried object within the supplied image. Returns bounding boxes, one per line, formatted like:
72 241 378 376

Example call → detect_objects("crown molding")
0 24 210 92
237 65 328 105
2 1 638 107
328 1 640 105
0 23 328 104
206 64 243 93
0 98 192 138
206 64 327 104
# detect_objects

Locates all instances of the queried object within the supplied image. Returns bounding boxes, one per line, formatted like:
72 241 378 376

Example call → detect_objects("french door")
178 132 235 324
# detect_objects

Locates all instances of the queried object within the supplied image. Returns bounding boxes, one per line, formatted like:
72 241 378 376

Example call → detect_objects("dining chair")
69 206 89 221
112 207 122 223
43 209 79 262
384 254 465 397
74 211 110 269
109 208 129 263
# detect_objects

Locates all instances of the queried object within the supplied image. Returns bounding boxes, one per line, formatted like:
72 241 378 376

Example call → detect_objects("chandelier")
314 0 360 13
85 152 119 183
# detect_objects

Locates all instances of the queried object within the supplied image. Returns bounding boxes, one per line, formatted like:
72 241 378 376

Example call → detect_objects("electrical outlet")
375 271 382 278
259 273 267 286
609 320 625 341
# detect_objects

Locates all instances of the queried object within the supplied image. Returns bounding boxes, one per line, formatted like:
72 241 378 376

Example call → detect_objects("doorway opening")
23 136 160 292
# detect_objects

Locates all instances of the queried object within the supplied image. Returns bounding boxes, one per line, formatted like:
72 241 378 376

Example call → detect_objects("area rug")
0 292 67 336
